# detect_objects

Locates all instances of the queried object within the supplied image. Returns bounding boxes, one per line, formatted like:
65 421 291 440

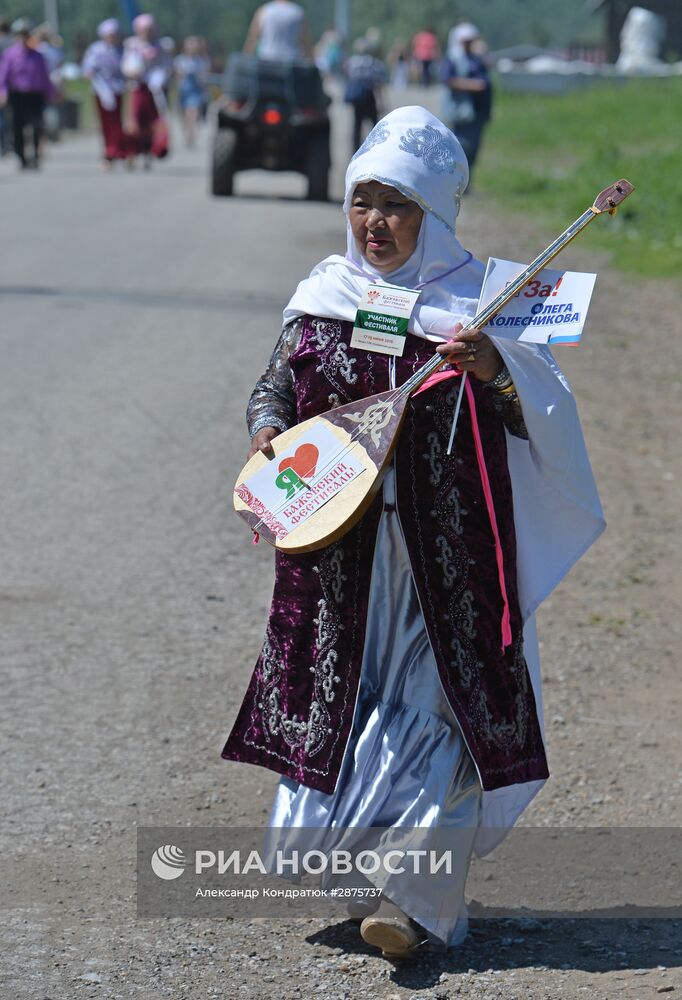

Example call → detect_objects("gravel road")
1 106 680 1000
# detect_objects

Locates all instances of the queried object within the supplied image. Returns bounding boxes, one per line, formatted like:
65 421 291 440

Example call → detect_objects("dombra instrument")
234 179 634 554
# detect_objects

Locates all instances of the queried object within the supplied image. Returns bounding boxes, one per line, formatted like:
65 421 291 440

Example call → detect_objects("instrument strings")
248 354 447 534
247 313 518 534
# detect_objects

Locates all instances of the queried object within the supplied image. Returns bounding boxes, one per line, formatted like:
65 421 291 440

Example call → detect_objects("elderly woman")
222 107 604 957
82 19 131 168
122 13 169 164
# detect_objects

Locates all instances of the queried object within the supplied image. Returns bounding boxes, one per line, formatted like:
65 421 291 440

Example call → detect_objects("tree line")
0 0 598 60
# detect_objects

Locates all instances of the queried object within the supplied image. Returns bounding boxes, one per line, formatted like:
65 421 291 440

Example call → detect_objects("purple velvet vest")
222 316 549 794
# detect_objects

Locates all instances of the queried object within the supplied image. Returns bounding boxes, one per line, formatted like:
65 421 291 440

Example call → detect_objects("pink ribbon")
413 369 459 396
415 368 512 652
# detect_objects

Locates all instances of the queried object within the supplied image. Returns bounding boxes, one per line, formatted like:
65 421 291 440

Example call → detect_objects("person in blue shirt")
344 37 386 156
174 36 209 148
442 23 492 186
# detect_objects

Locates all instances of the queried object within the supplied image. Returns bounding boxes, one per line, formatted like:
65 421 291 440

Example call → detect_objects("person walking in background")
197 37 211 119
412 26 440 87
32 23 63 143
122 13 170 167
315 29 344 82
0 18 10 55
388 41 410 89
243 0 312 60
33 23 63 81
442 22 492 187
344 36 385 155
174 36 209 148
82 19 131 169
158 35 176 106
0 18 12 156
0 17 55 169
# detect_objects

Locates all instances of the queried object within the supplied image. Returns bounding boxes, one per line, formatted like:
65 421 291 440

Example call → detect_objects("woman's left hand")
436 323 503 382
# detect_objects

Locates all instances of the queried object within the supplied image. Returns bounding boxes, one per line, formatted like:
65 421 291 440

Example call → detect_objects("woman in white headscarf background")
122 13 170 164
82 19 132 168
442 23 492 186
222 107 604 958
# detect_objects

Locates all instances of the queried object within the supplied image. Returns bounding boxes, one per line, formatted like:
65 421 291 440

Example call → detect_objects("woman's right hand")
247 426 279 460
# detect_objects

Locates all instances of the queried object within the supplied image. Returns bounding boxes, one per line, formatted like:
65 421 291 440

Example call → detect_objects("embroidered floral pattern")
435 534 458 589
314 597 335 650
328 548 347 604
423 431 443 486
309 318 335 351
318 648 340 704
307 547 346 729
326 343 357 384
398 124 459 175
466 637 529 748
309 319 358 401
255 629 331 755
450 635 476 690
442 482 464 536
250 549 346 757
457 589 478 639
401 376 541 777
351 121 390 160
253 548 348 758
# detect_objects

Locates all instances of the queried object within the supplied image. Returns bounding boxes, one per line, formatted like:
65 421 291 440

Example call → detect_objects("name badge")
350 282 421 357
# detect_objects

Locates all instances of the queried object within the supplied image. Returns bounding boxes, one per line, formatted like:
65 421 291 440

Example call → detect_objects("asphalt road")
1 105 680 1000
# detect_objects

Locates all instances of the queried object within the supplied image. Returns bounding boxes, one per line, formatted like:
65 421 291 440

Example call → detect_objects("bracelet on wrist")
482 364 513 391
496 381 518 396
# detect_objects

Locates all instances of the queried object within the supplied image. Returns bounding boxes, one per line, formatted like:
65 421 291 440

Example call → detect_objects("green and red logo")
275 443 319 499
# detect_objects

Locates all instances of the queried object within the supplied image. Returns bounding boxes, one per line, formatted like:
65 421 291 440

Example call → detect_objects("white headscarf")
97 18 119 39
284 106 485 341
447 21 480 60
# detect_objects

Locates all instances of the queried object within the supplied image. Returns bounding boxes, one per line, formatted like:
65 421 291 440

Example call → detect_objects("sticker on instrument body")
351 282 421 356
479 258 597 345
235 423 366 539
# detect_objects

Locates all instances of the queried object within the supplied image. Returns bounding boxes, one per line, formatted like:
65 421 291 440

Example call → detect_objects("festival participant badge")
235 423 366 539
351 283 421 356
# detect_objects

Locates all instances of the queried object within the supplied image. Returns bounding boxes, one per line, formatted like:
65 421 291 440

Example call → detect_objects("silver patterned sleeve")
246 317 304 438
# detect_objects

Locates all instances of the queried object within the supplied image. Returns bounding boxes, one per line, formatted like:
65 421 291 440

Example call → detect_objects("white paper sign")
235 423 366 540
350 282 421 356
479 258 597 345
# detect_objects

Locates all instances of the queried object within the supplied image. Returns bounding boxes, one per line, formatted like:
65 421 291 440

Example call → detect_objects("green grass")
476 78 682 280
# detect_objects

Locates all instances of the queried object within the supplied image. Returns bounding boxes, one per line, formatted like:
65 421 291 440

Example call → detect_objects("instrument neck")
399 206 596 399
